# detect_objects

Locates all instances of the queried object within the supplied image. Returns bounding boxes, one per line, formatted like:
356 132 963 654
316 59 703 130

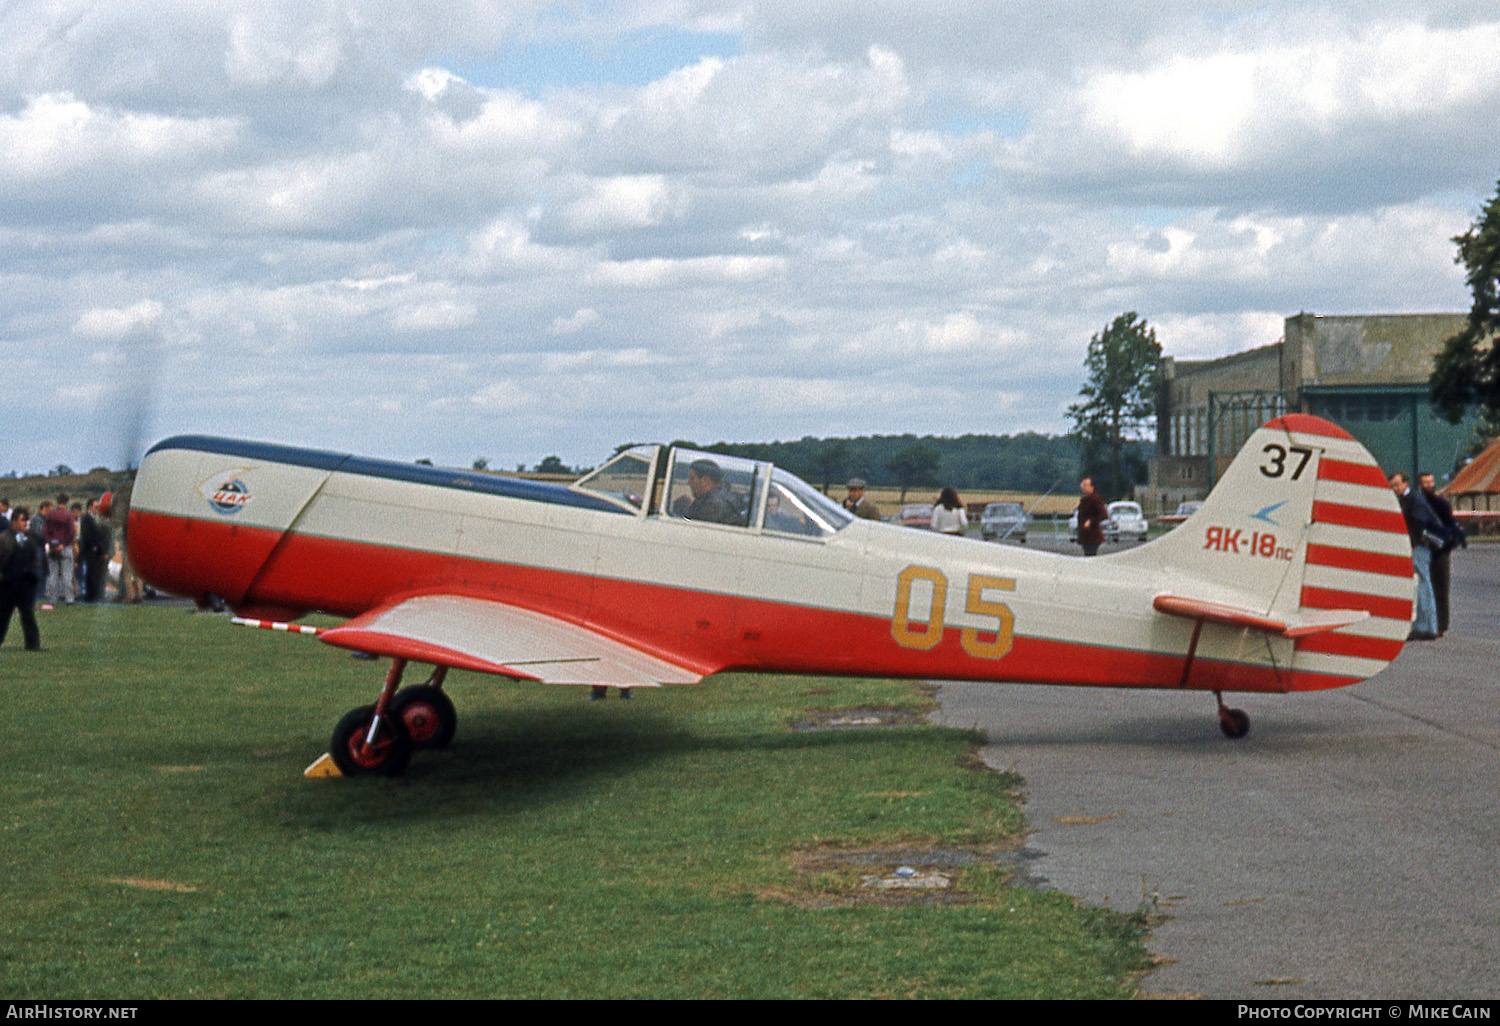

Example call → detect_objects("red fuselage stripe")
128 508 1367 694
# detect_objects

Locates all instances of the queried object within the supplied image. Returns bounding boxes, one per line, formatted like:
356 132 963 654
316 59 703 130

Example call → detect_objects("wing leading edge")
318 594 703 687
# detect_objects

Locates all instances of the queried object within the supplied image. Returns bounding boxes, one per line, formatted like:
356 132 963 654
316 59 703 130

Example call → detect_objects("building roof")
1447 435 1500 496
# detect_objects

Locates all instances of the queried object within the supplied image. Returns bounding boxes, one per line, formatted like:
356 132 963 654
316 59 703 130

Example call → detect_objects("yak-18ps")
125 414 1415 776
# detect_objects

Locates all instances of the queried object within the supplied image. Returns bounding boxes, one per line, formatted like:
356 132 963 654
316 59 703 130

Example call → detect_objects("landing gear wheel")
389 686 457 750
1218 707 1250 739
330 704 414 777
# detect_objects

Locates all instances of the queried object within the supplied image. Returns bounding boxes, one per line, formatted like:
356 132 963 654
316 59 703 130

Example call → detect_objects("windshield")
765 468 853 537
572 446 659 512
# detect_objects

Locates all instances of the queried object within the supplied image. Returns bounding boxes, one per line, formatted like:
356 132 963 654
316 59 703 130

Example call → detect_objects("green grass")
0 604 1149 999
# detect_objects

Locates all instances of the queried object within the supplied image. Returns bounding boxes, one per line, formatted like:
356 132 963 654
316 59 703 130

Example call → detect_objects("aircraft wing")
1153 594 1370 638
318 595 703 687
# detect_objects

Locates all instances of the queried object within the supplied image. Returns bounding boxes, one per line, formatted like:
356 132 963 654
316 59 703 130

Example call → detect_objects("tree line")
691 432 1150 497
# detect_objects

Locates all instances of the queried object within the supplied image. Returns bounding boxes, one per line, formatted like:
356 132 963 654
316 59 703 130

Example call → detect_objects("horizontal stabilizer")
1154 594 1369 638
318 594 703 686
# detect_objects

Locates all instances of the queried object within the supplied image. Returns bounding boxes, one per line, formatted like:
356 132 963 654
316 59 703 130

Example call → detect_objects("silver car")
980 501 1029 542
1104 500 1149 543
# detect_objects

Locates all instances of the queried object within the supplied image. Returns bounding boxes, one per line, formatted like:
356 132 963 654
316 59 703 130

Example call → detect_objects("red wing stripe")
1305 543 1414 578
1318 458 1390 489
1294 632 1405 661
1312 501 1407 535
1300 585 1412 622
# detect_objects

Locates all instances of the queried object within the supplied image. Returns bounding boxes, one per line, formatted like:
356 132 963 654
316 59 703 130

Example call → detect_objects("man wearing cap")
843 479 883 521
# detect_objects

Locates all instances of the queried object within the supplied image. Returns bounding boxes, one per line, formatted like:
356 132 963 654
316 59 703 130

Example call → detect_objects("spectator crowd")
1 491 133 651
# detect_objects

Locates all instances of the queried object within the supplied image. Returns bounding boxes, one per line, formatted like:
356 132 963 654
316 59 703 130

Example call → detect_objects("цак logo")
198 469 253 516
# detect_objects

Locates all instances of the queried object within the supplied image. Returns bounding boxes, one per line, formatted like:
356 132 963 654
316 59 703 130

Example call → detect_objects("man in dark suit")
1 508 42 650
1420 472 1464 637
78 498 111 603
1391 472 1441 640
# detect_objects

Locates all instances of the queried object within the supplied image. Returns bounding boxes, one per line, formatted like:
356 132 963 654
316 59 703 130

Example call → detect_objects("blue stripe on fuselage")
145 435 627 514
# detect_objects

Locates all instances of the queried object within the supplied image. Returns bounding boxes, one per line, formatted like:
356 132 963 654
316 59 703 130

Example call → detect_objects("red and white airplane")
124 414 1414 775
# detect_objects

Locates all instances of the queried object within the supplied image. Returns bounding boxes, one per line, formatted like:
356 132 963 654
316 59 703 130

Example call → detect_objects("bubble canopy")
571 445 854 537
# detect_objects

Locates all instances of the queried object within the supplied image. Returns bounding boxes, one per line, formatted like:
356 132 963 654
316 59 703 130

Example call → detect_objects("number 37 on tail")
124 414 1415 776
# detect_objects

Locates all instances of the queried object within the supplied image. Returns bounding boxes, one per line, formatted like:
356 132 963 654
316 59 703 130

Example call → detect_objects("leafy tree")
534 455 571 475
886 443 941 502
813 438 850 494
1431 176 1500 434
1067 312 1161 499
472 457 489 471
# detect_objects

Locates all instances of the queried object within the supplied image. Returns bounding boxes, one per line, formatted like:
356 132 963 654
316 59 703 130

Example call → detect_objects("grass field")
0 603 1150 999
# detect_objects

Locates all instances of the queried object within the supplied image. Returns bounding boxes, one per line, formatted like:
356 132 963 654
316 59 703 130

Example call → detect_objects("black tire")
389 686 457 750
1219 708 1250 739
330 704 414 777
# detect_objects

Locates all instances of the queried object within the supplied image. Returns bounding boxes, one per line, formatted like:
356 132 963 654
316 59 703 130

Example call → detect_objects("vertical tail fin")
1119 414 1414 689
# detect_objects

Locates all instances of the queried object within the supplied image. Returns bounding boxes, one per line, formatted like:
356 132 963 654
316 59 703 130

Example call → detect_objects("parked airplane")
124 414 1413 775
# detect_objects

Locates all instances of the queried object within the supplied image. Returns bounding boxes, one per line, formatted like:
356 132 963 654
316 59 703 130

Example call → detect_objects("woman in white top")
930 486 967 536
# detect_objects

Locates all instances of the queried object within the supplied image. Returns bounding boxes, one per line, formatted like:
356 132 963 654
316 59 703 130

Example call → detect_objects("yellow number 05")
891 566 1015 660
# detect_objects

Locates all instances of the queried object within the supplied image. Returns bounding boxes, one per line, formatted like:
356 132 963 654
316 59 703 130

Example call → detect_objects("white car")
980 501 1029 542
1104 500 1149 543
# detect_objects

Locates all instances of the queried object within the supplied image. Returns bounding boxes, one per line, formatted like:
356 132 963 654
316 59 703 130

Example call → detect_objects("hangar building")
1148 312 1480 513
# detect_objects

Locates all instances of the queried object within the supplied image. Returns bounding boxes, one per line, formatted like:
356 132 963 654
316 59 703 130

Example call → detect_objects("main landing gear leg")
330 658 415 776
1214 691 1250 739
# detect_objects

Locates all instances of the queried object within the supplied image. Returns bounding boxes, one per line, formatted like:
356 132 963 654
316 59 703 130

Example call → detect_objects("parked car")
1156 499 1204 528
897 503 934 528
980 501 1029 542
1104 500 1149 542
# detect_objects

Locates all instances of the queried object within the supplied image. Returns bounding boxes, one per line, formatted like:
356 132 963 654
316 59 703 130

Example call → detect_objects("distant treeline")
680 433 1152 494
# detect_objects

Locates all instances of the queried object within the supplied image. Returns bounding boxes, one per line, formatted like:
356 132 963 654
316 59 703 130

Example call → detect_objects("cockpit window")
665 449 760 527
571 446 659 513
764 468 853 537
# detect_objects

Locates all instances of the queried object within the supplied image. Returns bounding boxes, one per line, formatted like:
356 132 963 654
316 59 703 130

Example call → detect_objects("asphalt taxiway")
935 545 1500 999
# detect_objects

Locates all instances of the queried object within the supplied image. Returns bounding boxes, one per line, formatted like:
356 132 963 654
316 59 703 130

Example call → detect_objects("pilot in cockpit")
678 459 742 525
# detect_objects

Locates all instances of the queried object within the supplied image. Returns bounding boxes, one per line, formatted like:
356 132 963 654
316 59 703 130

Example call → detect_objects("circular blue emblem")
208 478 252 515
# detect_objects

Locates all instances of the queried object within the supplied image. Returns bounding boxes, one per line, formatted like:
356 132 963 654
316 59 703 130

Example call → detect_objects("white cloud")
390 299 477 333
561 175 679 233
594 254 786 287
224 13 344 89
0 92 238 183
548 308 601 335
73 300 164 339
1069 20 1500 172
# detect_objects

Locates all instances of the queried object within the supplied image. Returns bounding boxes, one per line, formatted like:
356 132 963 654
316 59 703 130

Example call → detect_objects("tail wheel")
1218 707 1250 739
331 704 414 776
389 686 457 750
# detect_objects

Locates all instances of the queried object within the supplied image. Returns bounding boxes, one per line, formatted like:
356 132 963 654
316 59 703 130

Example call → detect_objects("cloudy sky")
3 1 1497 475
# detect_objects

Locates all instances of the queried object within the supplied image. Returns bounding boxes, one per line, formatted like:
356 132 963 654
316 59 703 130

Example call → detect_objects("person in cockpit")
678 459 742 525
